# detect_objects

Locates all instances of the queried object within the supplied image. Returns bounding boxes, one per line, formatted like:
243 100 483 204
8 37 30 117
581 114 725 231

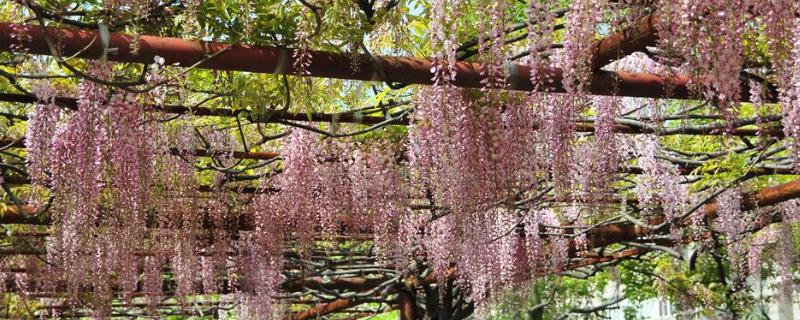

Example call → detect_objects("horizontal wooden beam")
0 23 768 102
283 298 363 320
0 137 279 160
0 92 782 137
584 177 800 250
0 92 398 125
590 14 660 70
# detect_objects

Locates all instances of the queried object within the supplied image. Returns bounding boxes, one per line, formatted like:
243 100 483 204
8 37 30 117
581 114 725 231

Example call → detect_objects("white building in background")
603 277 799 320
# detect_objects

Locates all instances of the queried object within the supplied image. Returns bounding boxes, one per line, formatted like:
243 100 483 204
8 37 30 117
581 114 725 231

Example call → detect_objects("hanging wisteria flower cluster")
409 88 539 215
657 0 800 119
5 0 800 318
35 63 154 312
780 18 800 168
276 130 409 252
25 62 62 205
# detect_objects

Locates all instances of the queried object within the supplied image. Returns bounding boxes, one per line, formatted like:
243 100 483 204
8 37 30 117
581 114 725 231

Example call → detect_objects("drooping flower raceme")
780 19 800 169
657 0 751 119
25 71 62 204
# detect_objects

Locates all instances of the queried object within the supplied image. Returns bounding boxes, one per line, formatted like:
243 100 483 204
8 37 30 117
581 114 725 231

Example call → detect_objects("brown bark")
0 23 768 102
283 298 361 320
398 290 417 320
584 178 800 250
0 92 396 125
590 14 660 70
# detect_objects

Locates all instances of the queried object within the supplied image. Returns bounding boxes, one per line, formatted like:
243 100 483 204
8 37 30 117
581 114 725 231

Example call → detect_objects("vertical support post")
398 290 417 320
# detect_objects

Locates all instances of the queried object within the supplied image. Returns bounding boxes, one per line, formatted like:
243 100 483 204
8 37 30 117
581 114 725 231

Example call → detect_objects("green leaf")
373 87 391 108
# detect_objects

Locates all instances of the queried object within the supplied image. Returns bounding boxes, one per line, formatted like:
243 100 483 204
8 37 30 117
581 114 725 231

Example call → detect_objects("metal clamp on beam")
97 23 118 62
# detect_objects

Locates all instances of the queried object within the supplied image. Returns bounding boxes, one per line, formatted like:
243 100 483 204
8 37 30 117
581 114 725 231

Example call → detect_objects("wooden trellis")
0 3 797 319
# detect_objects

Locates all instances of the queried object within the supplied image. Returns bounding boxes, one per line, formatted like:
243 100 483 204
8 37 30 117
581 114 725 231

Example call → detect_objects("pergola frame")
0 4 797 319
